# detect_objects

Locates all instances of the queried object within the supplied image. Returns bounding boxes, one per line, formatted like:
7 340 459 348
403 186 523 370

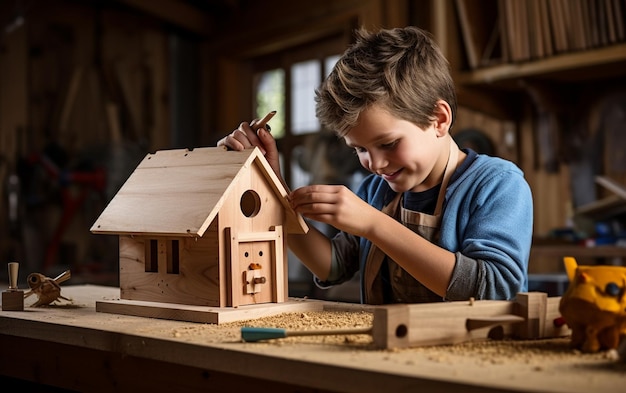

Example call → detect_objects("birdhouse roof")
91 146 308 237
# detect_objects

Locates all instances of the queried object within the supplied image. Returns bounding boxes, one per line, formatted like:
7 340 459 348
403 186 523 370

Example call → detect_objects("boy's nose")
367 152 387 174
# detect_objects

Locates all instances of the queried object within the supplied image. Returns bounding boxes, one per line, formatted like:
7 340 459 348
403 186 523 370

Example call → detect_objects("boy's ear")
433 100 453 137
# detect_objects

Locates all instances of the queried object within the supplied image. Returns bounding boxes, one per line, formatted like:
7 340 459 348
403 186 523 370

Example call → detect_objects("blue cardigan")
321 150 533 302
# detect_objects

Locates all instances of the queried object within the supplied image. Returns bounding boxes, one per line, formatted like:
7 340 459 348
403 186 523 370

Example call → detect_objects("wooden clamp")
371 292 570 349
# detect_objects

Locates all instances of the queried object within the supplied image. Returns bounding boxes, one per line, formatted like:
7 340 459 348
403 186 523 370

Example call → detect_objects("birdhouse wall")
217 162 290 306
220 163 287 232
119 219 222 306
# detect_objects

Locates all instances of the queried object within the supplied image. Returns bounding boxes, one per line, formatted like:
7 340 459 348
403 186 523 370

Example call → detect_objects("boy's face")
344 104 449 193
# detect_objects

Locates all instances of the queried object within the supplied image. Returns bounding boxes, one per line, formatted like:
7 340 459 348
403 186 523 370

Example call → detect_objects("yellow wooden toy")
559 256 626 352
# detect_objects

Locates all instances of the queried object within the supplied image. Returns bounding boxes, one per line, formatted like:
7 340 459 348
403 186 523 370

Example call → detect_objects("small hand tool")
250 110 276 132
241 326 372 342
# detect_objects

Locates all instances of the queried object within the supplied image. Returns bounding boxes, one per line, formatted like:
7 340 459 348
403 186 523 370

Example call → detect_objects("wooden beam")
115 0 214 35
371 293 569 349
456 86 521 120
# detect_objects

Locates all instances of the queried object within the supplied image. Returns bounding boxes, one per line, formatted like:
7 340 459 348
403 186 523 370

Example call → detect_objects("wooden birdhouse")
91 146 308 309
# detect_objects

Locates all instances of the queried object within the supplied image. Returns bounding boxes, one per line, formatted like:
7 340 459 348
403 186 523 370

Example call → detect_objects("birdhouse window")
144 238 181 274
167 240 180 274
145 239 158 272
240 190 261 217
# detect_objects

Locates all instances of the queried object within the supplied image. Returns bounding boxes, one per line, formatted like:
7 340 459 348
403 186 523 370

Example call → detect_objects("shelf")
531 244 626 259
457 43 626 87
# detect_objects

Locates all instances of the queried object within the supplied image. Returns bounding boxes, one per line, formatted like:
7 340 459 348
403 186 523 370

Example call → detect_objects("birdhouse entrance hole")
240 190 261 217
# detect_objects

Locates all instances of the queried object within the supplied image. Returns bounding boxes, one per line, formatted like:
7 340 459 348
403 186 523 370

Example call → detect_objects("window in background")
291 59 321 134
255 69 285 139
250 36 365 300
253 44 342 190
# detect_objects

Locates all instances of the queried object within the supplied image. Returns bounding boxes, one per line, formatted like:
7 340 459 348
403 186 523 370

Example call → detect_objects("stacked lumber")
455 0 626 68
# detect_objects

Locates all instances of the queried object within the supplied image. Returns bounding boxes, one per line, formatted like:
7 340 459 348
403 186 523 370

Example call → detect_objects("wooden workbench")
1 285 624 392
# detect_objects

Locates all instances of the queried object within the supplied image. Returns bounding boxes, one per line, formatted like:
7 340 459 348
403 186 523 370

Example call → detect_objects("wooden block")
2 290 24 311
513 292 547 339
371 293 571 349
372 299 514 349
372 305 411 349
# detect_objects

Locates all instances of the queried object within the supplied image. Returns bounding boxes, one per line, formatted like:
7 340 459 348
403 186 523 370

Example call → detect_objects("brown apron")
363 139 459 304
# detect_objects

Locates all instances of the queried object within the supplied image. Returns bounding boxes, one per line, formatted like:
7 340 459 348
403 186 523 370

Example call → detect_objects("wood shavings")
167 310 374 345
160 308 626 371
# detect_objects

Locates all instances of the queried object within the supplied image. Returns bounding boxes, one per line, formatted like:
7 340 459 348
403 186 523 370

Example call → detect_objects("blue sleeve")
443 164 533 301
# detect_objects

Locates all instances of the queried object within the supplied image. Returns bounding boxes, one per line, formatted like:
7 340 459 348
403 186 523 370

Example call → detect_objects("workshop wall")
0 0 171 281
1 0 625 286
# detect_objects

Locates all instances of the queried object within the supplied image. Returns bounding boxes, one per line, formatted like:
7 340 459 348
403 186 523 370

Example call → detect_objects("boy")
218 26 533 304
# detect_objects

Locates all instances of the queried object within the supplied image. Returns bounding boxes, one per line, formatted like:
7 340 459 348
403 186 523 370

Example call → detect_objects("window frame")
249 34 348 188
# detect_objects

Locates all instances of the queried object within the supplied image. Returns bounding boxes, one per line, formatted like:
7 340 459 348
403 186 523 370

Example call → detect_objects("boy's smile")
344 104 451 193
380 169 402 182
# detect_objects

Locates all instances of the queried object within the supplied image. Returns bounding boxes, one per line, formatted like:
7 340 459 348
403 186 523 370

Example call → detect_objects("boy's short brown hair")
315 26 457 137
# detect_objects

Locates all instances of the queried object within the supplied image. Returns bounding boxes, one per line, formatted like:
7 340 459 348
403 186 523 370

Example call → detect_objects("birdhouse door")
239 240 273 301
226 226 285 307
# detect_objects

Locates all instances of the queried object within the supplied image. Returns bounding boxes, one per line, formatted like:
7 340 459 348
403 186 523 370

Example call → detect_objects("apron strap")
363 193 401 304
434 138 458 216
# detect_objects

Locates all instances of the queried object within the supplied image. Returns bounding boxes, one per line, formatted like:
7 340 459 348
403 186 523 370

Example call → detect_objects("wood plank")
550 0 568 52
588 0 601 47
595 176 626 199
272 226 286 303
137 146 250 168
371 294 570 348
116 0 214 36
91 146 306 236
613 0 625 41
528 0 545 59
96 297 325 324
111 166 238 196
569 0 588 50
0 335 322 393
92 193 225 236
457 42 626 85
513 292 547 339
575 194 626 219
516 0 531 60
502 0 521 61
531 244 626 258
455 0 499 68
119 234 223 306
498 0 510 63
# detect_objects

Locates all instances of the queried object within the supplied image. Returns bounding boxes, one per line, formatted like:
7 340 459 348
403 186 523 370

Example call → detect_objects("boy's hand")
289 185 378 237
217 121 281 178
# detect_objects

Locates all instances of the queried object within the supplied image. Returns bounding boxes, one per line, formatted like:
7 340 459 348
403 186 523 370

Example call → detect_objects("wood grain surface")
1 285 625 392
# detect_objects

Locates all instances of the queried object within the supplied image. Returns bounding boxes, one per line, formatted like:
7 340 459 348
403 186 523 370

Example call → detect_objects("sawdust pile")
416 337 617 365
167 310 621 364
170 310 374 345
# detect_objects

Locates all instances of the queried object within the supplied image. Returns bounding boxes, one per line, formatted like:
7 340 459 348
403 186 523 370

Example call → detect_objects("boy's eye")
354 147 366 154
380 140 399 149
